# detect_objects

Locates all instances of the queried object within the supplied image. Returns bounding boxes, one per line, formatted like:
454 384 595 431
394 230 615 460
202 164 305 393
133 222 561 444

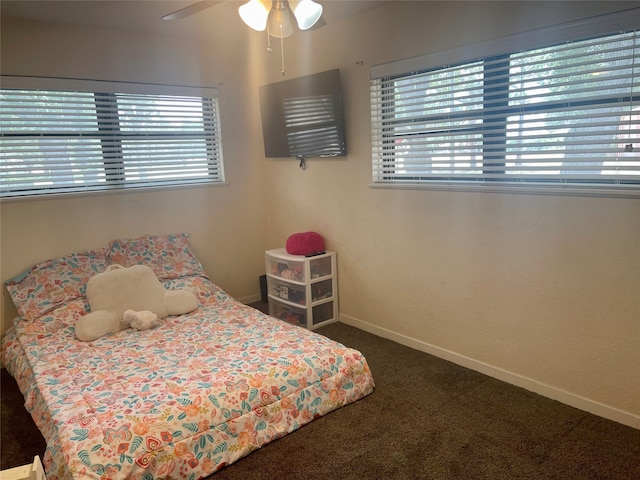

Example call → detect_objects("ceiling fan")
162 0 325 39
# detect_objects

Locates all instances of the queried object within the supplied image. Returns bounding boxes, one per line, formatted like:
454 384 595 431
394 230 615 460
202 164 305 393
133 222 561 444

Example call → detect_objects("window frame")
0 76 225 200
369 8 640 197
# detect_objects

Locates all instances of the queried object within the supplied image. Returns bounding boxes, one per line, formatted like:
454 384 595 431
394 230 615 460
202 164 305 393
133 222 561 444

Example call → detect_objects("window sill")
0 181 229 203
368 182 640 199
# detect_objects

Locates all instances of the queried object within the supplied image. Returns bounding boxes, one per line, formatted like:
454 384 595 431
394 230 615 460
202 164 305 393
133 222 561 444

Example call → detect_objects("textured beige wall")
259 2 640 425
0 16 269 330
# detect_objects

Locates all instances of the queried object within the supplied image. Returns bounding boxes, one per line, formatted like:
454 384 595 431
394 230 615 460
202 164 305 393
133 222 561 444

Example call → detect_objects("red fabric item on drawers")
285 232 325 256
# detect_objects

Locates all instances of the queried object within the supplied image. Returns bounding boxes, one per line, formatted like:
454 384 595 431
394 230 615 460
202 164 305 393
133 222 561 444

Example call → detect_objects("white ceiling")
1 1 392 40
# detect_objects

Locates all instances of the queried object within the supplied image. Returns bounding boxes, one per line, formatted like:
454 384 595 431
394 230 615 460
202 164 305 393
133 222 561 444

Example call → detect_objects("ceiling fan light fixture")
238 0 271 31
267 1 294 39
289 0 323 30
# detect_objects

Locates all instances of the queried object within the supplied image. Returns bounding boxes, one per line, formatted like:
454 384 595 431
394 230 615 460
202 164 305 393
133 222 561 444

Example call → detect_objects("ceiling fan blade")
162 1 221 21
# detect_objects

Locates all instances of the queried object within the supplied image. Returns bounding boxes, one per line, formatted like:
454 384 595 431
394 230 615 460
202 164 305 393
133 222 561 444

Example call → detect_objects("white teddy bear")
122 309 160 331
75 264 198 342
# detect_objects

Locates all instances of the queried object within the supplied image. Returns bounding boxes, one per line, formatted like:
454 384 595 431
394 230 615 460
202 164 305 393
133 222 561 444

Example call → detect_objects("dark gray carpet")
2 320 639 479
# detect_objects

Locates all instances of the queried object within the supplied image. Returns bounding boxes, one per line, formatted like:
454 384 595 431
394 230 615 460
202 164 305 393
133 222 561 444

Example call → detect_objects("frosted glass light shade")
289 0 323 30
267 2 294 38
238 0 270 31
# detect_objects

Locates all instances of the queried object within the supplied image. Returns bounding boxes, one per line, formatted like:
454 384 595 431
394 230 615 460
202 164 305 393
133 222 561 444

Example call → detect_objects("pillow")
6 248 109 321
75 264 199 342
107 233 205 280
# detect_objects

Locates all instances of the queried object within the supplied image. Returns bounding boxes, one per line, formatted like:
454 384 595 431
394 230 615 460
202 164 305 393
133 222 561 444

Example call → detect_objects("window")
0 77 224 198
370 9 640 194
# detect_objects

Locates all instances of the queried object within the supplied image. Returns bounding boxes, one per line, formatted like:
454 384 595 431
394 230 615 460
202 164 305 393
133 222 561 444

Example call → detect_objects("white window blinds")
0 77 224 198
370 8 640 192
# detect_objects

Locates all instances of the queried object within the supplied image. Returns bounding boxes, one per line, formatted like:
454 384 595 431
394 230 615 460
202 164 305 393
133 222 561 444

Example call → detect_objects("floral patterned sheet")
2 275 375 479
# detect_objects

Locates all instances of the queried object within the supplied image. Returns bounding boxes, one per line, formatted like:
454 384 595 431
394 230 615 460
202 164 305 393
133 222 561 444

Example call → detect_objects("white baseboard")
340 313 640 430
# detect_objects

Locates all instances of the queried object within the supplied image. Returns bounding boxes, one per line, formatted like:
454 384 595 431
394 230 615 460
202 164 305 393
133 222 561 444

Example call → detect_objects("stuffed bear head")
75 264 198 342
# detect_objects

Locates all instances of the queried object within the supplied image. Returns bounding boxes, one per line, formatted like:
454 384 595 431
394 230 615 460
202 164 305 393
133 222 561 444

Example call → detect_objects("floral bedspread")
2 276 375 479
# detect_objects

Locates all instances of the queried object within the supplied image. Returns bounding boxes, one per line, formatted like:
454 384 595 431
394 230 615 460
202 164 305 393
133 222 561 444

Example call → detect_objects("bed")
1 234 375 479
